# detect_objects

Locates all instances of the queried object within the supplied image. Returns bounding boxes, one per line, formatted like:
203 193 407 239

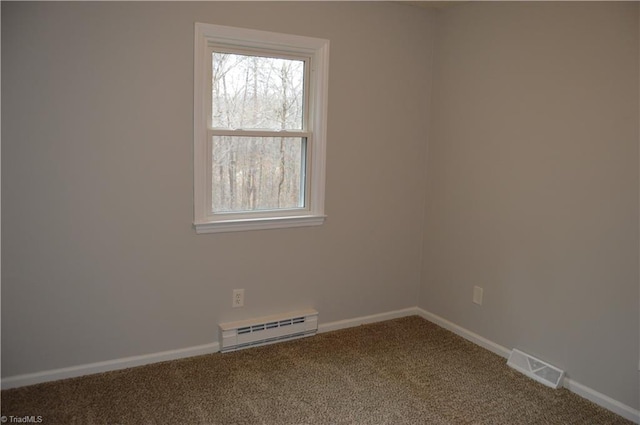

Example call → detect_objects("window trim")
193 23 329 234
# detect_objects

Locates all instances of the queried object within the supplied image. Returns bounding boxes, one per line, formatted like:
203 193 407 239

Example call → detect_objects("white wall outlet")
232 289 245 308
473 286 483 305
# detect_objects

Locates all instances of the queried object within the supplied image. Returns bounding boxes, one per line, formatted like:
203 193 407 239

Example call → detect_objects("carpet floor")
1 316 634 424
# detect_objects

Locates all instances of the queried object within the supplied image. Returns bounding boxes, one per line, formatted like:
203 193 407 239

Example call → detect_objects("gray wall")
2 2 433 376
422 2 639 409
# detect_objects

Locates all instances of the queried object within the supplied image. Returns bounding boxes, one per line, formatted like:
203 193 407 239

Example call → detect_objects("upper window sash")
207 46 311 133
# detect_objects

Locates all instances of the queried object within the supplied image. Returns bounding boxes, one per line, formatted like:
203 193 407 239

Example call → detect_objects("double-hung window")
194 23 329 233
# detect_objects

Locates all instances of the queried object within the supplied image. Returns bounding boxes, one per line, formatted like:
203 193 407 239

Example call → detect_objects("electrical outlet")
233 289 245 308
473 286 483 305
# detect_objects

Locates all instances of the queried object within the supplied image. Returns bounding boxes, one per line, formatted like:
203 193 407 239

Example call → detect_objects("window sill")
194 215 326 234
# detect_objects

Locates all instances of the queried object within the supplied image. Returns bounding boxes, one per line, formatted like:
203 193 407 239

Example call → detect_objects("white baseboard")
1 308 418 390
1 342 220 390
415 307 511 358
415 307 640 424
563 376 640 423
318 307 418 334
0 308 419 390
2 306 638 424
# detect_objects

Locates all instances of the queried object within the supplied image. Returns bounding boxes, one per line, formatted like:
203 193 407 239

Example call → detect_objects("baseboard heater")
219 309 318 353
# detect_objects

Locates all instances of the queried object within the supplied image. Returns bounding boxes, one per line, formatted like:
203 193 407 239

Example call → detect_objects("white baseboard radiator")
219 309 318 353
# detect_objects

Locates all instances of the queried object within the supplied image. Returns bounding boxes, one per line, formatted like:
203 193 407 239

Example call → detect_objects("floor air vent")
507 349 565 389
219 309 318 353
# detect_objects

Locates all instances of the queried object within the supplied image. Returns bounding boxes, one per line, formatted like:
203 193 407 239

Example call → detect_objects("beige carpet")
1 316 634 424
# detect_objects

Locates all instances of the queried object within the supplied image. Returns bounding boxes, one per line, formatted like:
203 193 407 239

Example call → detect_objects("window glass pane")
212 52 305 130
212 136 305 212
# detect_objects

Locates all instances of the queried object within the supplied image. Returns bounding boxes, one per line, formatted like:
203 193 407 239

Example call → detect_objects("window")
194 23 329 233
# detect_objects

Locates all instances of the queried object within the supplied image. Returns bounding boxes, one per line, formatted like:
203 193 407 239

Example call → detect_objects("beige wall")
422 2 639 409
1 2 433 376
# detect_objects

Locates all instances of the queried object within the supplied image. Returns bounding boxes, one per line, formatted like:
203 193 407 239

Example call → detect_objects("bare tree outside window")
211 52 306 212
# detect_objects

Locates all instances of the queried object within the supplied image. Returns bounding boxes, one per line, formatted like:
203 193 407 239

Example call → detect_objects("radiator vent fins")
237 316 306 336
219 309 318 353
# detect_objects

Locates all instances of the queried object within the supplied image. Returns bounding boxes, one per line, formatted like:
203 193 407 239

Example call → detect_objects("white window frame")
193 23 329 234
